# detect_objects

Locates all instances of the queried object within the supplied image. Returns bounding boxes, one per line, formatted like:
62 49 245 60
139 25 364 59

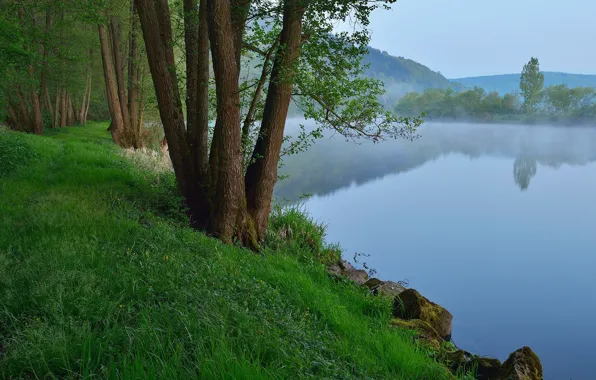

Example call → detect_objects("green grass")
0 122 457 379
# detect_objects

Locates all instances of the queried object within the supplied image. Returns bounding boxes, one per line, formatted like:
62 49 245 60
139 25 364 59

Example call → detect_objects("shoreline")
327 258 544 379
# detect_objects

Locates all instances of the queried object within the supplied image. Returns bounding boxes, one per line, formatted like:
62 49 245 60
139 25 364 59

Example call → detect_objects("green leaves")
520 57 544 113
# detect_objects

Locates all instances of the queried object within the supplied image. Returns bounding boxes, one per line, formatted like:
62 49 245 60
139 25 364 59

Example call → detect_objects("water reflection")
276 120 596 201
513 158 537 191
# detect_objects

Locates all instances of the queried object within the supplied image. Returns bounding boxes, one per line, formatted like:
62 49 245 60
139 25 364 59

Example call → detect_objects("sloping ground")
0 123 458 379
451 72 596 95
363 47 463 102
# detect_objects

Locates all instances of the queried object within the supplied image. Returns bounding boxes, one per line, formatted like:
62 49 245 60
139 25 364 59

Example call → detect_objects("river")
276 120 596 380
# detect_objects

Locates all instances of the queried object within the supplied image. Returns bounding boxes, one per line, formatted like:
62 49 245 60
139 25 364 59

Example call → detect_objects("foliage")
452 72 596 95
0 123 459 379
394 84 596 124
363 47 463 103
520 57 545 113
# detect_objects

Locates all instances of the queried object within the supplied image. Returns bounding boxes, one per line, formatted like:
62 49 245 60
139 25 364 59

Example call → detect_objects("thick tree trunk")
135 0 194 182
183 0 199 136
195 0 210 176
128 3 141 145
207 0 255 244
98 24 126 146
244 0 307 239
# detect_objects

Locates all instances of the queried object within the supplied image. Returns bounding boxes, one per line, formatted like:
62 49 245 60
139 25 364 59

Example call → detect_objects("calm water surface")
279 121 596 380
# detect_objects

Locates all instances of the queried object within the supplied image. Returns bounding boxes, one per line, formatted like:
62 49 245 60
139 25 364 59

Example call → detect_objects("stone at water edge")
498 346 543 380
363 277 383 289
327 259 369 285
444 350 501 380
393 288 453 340
377 281 406 298
390 318 444 349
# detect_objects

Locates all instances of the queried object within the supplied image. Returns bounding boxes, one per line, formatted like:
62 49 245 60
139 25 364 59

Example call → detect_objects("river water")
276 120 596 379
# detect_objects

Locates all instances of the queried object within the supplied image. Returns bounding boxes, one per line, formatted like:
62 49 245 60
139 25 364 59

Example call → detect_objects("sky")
343 0 596 79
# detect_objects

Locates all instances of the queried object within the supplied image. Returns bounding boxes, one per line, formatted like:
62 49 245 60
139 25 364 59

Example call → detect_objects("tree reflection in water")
513 157 537 191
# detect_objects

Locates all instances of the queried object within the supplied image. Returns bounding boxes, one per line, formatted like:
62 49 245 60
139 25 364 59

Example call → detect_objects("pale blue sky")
349 0 596 78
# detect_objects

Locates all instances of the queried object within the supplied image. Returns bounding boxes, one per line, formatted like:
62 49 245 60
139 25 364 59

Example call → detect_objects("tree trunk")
98 24 126 145
68 92 75 125
207 0 254 243
134 0 195 184
128 3 141 146
60 88 67 127
31 89 43 134
109 16 134 144
244 0 308 239
84 70 92 124
195 0 210 177
40 7 52 115
16 91 32 132
183 0 199 136
53 87 61 128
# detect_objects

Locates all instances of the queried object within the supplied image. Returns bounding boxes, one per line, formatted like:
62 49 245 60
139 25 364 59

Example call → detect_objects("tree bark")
40 7 52 114
128 3 141 144
207 0 254 243
53 87 61 128
244 0 308 238
60 88 67 127
109 16 133 143
195 0 210 177
183 0 199 136
242 39 278 152
99 23 126 145
84 70 92 124
31 89 43 134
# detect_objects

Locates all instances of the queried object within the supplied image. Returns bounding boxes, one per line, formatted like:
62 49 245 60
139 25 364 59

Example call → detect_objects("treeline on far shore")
394 85 596 125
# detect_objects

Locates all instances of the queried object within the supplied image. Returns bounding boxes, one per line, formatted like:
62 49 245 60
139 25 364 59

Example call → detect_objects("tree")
513 157 537 191
134 0 420 248
519 57 544 113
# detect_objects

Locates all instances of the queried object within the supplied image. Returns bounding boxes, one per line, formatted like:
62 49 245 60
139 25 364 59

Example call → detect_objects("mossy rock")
377 281 406 298
390 318 444 349
444 350 501 379
327 259 369 285
393 288 453 340
498 346 543 380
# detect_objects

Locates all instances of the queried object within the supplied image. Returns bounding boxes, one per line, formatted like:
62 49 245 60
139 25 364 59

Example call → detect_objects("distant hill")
364 47 463 103
451 72 596 95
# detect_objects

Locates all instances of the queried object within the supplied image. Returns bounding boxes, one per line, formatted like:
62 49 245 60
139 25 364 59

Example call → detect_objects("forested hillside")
452 72 596 95
363 47 463 104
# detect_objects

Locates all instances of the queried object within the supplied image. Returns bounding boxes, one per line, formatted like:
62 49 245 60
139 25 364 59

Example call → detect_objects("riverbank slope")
0 123 460 379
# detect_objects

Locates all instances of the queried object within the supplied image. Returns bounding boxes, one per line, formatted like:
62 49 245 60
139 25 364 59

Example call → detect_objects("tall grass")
0 123 457 379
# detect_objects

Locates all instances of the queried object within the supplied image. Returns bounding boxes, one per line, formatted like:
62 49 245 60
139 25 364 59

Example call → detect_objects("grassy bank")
0 123 459 379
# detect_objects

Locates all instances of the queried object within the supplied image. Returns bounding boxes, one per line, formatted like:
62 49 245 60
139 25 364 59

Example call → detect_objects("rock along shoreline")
327 259 543 380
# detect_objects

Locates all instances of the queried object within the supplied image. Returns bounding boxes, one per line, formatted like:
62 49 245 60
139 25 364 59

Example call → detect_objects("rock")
327 259 369 285
390 318 444 349
377 281 406 298
444 350 501 379
498 346 542 380
393 288 453 340
475 356 502 380
363 277 383 289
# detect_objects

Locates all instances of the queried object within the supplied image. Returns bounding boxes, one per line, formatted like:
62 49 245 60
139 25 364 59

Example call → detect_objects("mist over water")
278 119 596 379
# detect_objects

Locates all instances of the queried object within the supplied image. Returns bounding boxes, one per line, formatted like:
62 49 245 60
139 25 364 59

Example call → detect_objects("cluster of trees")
2 0 420 248
0 1 156 137
395 58 596 123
